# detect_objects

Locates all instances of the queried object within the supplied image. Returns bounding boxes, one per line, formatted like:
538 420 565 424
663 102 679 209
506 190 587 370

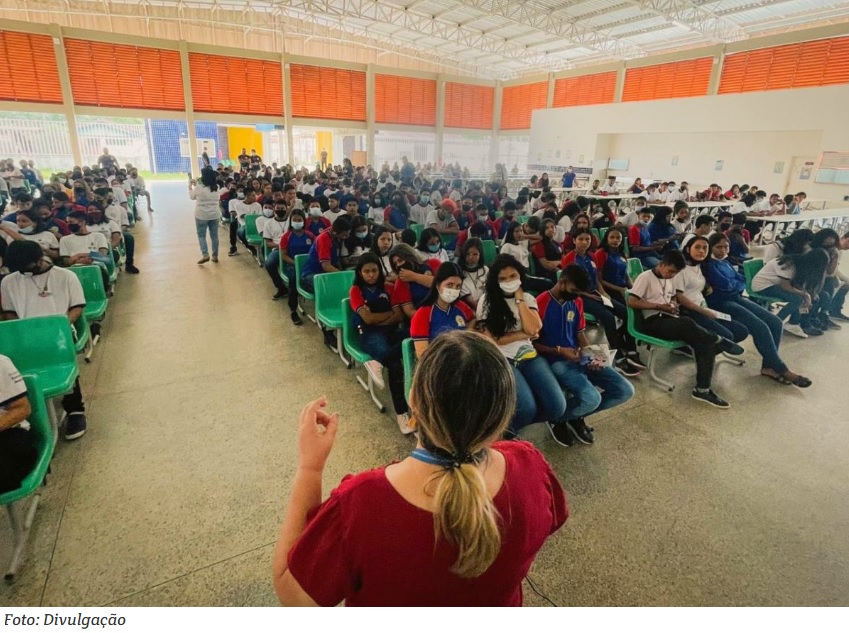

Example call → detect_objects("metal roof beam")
637 0 749 41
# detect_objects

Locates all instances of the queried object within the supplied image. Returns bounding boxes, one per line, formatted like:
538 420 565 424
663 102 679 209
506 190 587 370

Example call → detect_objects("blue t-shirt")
572 252 598 293
352 285 393 329
536 291 585 355
648 220 678 251
387 207 407 230
562 172 576 188
600 251 628 288
704 259 746 304
410 303 474 342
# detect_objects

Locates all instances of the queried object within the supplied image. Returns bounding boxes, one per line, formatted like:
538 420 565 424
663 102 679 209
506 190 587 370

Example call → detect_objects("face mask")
237 192 245 200
462 205 472 212
262 208 274 218
715 252 728 261
355 230 368 239
420 196 429 204
309 208 322 217
18 226 35 234
68 223 82 234
499 279 521 295
635 205 645 211
477 214 488 222
562 291 578 301
89 214 103 224
427 244 441 253
439 288 460 304
291 221 304 230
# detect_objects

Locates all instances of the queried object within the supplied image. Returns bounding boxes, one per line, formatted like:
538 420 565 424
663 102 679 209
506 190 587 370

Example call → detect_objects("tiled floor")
2 182 848 606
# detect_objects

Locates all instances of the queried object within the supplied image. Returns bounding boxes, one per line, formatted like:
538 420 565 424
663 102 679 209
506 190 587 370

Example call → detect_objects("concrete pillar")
490 80 503 172
435 76 445 166
50 24 83 166
366 64 375 166
178 41 198 172
282 54 295 167
614 62 626 103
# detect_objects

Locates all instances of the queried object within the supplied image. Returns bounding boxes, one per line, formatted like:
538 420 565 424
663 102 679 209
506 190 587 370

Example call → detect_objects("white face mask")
309 208 322 217
439 288 460 304
18 226 35 234
499 279 521 295
262 208 274 218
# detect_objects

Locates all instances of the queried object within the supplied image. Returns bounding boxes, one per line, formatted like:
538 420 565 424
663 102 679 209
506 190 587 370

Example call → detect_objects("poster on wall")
800 167 812 180
774 161 785 174
714 160 724 171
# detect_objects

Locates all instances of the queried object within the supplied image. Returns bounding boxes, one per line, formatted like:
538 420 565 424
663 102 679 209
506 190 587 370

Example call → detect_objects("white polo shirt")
0 354 28 430
1 266 86 318
59 232 110 258
88 220 122 243
262 217 289 245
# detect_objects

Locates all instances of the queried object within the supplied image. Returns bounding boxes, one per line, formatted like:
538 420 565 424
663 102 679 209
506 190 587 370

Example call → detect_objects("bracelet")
515 298 525 304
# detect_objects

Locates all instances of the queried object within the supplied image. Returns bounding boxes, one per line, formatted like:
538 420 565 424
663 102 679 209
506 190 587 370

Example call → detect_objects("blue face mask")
355 230 368 239
427 243 441 253
291 221 304 230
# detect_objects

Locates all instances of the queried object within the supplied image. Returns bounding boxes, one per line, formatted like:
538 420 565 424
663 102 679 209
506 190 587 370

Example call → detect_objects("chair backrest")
315 271 355 313
340 299 363 358
68 265 107 304
401 338 416 401
21 374 53 461
0 316 77 375
623 290 643 339
627 258 644 282
742 258 765 295
410 224 424 240
481 240 498 266
599 227 608 242
294 253 308 284
244 214 260 237
590 228 600 241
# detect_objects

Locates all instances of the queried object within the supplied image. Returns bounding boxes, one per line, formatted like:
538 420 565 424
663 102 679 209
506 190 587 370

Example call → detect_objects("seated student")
323 193 343 223
627 250 742 409
411 261 475 358
350 252 411 434
498 222 552 295
306 198 331 236
85 202 122 252
784 194 800 215
389 244 439 320
534 266 635 447
754 245 830 339
426 202 460 251
455 219 493 253
0 354 37 494
59 210 110 276
589 179 603 195
416 227 450 264
262 200 291 301
229 187 261 257
457 238 488 310
725 214 751 266
560 213 599 252
692 214 715 238
408 190 434 226
667 181 689 203
370 226 396 283
255 200 274 238
0 208 59 261
725 184 740 200
341 216 371 269
301 215 351 296
33 199 69 238
621 196 648 227
600 176 618 195
399 228 417 247
384 193 410 233
591 200 618 231
494 201 518 240
648 205 684 253
1 241 90 439
476 255 567 436
671 201 692 234
627 178 645 194
703 234 811 388
628 207 663 268
279 209 315 326
673 235 748 346
813 229 848 325
274 332 568 607
530 219 562 284
561 230 641 376
593 226 631 305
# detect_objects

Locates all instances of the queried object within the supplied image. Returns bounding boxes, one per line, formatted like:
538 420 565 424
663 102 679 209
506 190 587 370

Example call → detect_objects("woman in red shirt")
273 331 568 606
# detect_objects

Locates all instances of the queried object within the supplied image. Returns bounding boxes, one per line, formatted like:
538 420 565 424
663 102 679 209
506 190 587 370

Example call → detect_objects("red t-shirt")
287 440 568 606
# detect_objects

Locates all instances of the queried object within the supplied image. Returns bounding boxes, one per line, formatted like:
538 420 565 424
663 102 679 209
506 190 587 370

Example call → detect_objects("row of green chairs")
243 214 265 267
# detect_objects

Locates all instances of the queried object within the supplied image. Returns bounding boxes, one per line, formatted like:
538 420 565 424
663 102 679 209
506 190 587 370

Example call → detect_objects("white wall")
529 84 849 202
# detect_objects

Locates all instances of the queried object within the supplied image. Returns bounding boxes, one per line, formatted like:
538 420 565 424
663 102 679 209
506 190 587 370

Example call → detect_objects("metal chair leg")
646 347 676 392
355 370 386 413
4 494 39 584
46 399 60 446
334 329 352 368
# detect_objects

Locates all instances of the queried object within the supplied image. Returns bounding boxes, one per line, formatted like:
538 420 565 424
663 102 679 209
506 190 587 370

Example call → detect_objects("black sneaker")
716 337 745 356
125 264 140 274
801 324 824 337
546 422 575 447
272 289 287 300
615 357 640 377
64 413 87 440
819 316 841 330
228 248 238 257
290 311 303 326
691 389 730 409
830 312 849 322
566 418 594 445
625 352 647 370
323 330 338 349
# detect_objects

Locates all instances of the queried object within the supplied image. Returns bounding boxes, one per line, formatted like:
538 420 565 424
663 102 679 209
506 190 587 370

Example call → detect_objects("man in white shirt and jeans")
627 250 741 409
1 241 90 440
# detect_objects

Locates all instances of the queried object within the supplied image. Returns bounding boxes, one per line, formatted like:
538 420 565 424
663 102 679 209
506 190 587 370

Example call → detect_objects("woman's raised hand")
297 396 339 473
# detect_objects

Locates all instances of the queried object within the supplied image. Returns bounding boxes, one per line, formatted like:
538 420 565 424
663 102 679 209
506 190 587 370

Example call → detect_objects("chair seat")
36 364 79 399
247 235 263 245
632 332 684 349
318 308 344 329
85 300 108 320
344 338 372 364
298 288 315 301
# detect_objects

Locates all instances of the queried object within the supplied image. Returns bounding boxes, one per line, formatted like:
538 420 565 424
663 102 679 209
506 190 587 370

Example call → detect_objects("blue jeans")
511 355 567 433
548 360 634 421
759 284 803 324
359 326 409 415
708 295 787 373
195 218 219 257
264 248 286 292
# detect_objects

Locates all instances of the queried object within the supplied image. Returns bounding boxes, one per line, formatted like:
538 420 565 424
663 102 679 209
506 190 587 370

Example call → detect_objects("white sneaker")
783 323 808 339
396 413 416 435
364 360 385 389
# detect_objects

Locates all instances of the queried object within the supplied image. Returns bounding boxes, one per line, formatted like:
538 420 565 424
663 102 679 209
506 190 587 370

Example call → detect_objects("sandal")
786 374 812 388
761 372 792 385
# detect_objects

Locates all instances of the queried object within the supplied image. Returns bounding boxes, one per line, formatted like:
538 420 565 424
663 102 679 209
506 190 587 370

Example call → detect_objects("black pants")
641 314 717 389
0 427 37 493
229 220 238 249
824 277 848 317
524 275 554 294
62 377 86 414
123 232 135 265
583 293 635 355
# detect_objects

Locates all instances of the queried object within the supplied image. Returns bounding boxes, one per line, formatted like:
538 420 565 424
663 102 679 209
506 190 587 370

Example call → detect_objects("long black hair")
682 234 709 266
417 227 442 253
779 228 814 255
459 237 485 272
421 261 464 307
502 221 522 246
353 251 385 290
200 166 219 191
481 254 526 338
539 218 561 260
778 248 830 295
598 225 626 256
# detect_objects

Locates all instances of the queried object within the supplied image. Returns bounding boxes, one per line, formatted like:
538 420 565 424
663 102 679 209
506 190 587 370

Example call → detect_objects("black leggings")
0 427 37 494
641 314 717 389
582 293 635 355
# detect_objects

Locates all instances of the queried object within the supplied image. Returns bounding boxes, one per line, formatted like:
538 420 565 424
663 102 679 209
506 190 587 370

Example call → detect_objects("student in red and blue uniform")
628 207 663 269
305 198 331 236
389 244 440 320
279 209 316 326
534 265 634 447
593 226 631 306
349 252 412 434
301 216 351 293
411 262 475 357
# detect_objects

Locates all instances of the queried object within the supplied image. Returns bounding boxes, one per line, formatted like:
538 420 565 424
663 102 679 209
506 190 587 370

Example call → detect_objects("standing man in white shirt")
1 241 90 440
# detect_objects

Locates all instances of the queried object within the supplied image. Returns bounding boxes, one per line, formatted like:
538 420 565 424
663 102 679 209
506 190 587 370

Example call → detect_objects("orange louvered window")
0 30 63 104
64 39 184 110
552 72 617 108
622 58 712 102
289 64 366 121
188 53 282 116
443 83 494 129
375 74 436 126
499 82 547 130
719 36 849 94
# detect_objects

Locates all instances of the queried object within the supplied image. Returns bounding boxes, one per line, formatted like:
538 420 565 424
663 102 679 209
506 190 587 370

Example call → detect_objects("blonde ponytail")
433 457 501 578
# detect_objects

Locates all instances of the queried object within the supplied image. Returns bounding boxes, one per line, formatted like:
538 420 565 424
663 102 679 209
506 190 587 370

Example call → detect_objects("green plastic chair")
72 312 91 362
742 259 775 306
68 265 108 321
340 299 386 413
481 240 498 266
410 224 424 240
315 271 355 366
599 227 608 242
0 316 79 402
402 338 416 405
516 215 530 225
627 258 644 282
294 254 317 323
104 253 118 291
590 228 600 241
277 249 290 288
244 214 264 265
624 290 685 392
0 374 56 584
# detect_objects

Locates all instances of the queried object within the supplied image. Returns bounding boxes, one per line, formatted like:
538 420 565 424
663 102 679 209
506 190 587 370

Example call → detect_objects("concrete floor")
2 181 848 607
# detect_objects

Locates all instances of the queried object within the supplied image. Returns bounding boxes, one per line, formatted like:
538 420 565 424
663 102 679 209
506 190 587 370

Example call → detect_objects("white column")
50 24 83 166
282 55 295 167
708 49 725 95
490 81 503 172
614 62 626 103
435 76 445 167
178 41 198 172
366 64 376 166
546 73 555 109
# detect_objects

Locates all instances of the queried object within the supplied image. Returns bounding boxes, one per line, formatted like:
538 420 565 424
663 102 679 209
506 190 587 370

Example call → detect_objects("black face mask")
462 205 472 212
68 223 82 234
562 291 579 301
